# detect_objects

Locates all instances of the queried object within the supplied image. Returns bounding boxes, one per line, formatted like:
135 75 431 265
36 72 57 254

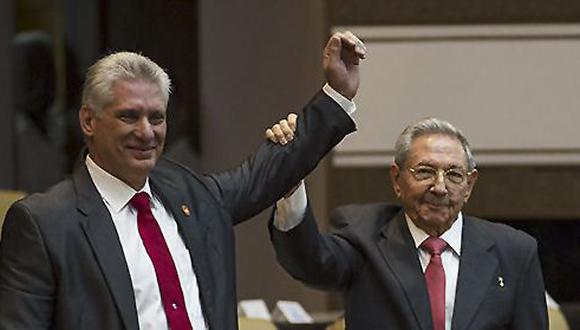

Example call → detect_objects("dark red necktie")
422 236 447 330
131 192 192 330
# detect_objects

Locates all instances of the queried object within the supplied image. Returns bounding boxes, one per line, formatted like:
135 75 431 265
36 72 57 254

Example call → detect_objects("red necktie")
131 192 192 330
422 236 447 330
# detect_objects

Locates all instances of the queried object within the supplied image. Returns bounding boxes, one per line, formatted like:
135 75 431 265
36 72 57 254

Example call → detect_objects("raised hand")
323 31 367 100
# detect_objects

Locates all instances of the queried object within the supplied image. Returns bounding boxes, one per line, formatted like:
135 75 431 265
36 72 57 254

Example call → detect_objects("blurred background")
0 0 579 322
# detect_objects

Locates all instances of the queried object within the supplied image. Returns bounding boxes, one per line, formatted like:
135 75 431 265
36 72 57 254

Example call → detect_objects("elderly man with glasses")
267 117 548 330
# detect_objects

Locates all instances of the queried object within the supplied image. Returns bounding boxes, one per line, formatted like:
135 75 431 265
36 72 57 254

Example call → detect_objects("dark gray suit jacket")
270 203 548 330
0 91 356 330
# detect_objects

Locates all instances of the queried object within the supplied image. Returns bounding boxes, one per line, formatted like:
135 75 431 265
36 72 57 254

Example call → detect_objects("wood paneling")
329 0 580 26
0 0 14 188
330 165 580 220
199 0 330 312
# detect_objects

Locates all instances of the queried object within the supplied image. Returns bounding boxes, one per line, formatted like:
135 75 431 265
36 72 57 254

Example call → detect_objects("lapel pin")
181 204 191 216
498 276 505 288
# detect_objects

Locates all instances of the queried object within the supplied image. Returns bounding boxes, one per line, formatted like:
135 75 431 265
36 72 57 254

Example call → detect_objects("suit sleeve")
0 203 55 329
203 90 356 224
269 203 361 291
511 241 548 330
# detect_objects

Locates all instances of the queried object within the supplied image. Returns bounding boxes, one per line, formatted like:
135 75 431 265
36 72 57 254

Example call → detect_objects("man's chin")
128 158 157 173
419 210 453 227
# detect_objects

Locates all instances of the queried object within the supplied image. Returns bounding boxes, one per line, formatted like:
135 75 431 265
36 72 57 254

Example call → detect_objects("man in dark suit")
269 118 548 329
0 31 367 329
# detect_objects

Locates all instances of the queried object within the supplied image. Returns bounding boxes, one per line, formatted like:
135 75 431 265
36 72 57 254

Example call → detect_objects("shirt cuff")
322 83 356 116
273 181 307 232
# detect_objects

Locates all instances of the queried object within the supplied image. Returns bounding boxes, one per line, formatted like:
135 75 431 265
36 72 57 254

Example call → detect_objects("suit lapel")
377 212 432 330
150 174 216 330
451 217 497 330
74 165 139 329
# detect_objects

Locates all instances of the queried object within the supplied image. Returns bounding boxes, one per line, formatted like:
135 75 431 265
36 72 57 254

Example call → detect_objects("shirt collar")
405 211 463 256
85 155 152 213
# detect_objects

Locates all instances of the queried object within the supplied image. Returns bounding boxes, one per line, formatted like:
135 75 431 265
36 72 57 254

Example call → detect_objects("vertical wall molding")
0 0 14 188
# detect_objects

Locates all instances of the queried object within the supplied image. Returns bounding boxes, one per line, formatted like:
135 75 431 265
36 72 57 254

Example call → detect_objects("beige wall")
333 25 580 167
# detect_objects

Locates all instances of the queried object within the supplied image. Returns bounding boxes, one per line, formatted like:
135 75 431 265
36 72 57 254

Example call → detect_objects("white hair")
81 52 171 114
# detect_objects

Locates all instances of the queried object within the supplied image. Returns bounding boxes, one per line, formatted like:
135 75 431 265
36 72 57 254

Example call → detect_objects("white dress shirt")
86 156 207 330
274 187 463 330
406 213 462 330
322 83 357 116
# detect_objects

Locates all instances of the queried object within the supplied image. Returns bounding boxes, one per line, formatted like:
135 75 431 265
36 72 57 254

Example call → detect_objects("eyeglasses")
408 165 473 185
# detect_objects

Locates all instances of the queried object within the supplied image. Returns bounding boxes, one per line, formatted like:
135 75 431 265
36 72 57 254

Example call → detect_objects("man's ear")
390 163 402 199
464 168 479 203
79 106 95 137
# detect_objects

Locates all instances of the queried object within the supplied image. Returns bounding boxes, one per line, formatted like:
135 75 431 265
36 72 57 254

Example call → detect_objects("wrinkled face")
390 134 478 236
80 79 167 189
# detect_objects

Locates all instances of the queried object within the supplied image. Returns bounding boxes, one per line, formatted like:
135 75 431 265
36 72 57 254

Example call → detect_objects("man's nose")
134 118 155 140
430 171 448 195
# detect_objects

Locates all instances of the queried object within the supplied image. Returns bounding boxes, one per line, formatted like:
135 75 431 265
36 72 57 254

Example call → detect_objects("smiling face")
390 134 478 236
80 79 167 190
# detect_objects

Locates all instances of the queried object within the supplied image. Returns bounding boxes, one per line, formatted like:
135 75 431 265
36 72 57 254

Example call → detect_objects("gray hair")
81 52 171 114
394 118 476 171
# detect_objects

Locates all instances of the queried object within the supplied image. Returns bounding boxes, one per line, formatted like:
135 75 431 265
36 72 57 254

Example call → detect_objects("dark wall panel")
104 0 200 158
0 0 14 188
329 0 580 26
198 1 330 312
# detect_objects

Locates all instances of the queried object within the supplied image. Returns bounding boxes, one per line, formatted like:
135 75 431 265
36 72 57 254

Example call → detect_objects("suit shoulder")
331 203 402 230
153 157 224 204
7 177 76 228
154 157 213 190
154 156 201 180
16 178 75 213
468 216 538 251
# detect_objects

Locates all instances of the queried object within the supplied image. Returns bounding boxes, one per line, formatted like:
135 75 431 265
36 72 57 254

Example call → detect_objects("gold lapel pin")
498 276 505 288
181 205 191 216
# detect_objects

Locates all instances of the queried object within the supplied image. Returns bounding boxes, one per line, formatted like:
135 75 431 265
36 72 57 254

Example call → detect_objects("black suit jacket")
270 203 548 330
0 91 356 330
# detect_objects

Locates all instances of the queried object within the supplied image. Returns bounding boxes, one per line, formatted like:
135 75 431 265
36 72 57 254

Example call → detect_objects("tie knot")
130 192 151 212
422 236 448 255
